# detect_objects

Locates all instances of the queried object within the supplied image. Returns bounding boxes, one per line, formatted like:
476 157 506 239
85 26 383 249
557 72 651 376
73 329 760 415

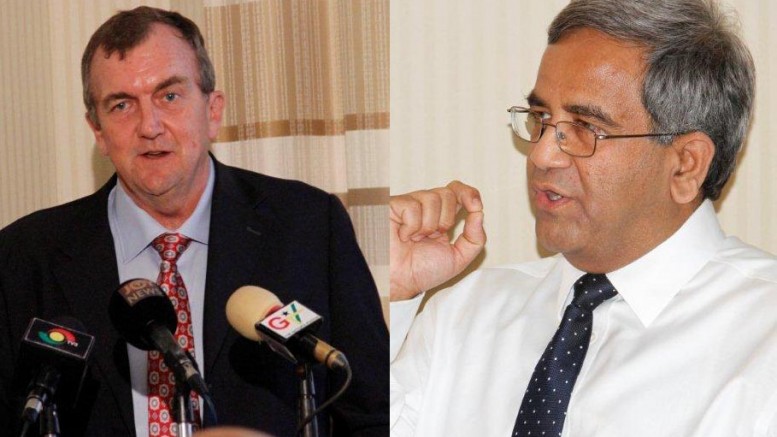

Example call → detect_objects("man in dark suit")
0 6 387 437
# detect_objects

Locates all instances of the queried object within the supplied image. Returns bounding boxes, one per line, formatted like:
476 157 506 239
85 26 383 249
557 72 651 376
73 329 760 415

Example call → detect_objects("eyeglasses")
507 106 688 157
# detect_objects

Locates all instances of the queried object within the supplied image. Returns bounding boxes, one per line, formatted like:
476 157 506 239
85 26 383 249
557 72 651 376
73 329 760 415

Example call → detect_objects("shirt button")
590 333 598 343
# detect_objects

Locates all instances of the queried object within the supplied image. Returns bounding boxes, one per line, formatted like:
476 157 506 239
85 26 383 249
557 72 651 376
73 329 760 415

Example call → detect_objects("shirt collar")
556 200 725 327
109 157 215 264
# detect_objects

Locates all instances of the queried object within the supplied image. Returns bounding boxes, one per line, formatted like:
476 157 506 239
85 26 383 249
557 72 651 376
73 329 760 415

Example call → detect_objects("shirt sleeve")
390 293 436 436
389 293 424 361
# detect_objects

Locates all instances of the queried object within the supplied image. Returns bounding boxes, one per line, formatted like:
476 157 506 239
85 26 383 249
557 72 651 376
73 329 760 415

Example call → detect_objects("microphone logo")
267 303 304 330
38 327 78 348
25 318 94 359
117 277 166 306
262 301 322 340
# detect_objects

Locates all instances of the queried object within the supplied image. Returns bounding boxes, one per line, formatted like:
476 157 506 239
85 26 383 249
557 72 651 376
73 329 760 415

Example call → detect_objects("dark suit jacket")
0 159 388 436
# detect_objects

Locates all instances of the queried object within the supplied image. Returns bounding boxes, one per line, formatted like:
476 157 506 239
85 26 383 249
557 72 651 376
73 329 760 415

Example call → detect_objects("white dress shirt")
108 158 214 436
390 200 777 436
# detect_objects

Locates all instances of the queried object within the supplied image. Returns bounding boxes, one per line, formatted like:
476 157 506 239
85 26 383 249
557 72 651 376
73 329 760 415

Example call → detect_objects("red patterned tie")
148 233 201 436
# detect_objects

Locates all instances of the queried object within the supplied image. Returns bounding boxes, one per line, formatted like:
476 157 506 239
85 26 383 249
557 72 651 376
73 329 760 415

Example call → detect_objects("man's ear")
207 91 225 141
85 112 109 156
669 131 715 204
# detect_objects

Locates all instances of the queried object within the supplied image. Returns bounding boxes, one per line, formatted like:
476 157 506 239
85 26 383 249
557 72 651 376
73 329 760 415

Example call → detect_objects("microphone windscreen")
226 286 283 342
109 278 177 350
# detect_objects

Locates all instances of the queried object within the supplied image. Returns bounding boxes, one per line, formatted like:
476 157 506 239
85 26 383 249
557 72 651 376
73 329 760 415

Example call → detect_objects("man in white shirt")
390 0 777 435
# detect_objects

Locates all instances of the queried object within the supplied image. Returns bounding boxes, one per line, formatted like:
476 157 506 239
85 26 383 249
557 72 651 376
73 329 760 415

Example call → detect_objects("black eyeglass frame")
507 106 690 158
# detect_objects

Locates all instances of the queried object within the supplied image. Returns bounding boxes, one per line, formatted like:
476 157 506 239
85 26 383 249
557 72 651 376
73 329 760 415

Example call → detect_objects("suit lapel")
203 160 275 375
51 179 135 433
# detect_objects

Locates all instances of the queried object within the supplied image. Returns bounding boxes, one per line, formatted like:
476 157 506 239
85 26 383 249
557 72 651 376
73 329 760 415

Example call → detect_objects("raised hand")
390 181 486 301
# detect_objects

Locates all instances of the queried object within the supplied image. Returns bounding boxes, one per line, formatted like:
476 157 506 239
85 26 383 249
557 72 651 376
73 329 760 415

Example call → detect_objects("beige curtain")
204 0 390 319
0 0 389 321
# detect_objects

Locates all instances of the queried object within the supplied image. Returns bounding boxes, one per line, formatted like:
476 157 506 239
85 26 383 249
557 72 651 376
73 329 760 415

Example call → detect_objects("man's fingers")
391 181 484 244
390 195 423 242
389 191 443 242
389 181 487 299
452 210 486 267
391 188 457 242
431 187 459 232
412 191 443 241
446 180 483 214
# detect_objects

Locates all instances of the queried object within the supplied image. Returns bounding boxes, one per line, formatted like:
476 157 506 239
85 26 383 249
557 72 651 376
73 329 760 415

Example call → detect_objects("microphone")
108 278 209 397
15 316 95 427
225 286 350 371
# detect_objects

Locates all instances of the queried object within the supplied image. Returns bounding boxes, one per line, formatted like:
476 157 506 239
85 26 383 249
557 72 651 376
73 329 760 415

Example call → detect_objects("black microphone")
225 286 350 371
15 317 95 428
108 278 209 397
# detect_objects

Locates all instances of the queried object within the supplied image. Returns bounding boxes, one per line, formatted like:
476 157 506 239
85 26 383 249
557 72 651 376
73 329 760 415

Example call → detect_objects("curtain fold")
204 0 390 319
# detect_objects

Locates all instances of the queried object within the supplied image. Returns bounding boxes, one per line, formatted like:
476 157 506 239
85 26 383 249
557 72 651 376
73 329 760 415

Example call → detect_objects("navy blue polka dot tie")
512 273 617 437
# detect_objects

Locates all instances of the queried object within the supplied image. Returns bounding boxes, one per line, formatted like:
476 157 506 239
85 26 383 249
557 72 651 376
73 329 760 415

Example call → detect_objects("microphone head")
226 285 283 342
14 316 95 408
109 278 176 350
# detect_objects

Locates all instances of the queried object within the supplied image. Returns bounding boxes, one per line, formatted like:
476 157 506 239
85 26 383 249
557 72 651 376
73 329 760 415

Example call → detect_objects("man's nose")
528 124 571 171
138 101 163 139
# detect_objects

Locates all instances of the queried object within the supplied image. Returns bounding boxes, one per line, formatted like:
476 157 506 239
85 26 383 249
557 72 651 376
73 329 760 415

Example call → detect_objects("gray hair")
549 0 755 201
81 6 216 129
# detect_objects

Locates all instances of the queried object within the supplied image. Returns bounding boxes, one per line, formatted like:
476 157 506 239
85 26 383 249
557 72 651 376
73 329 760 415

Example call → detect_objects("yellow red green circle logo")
38 328 77 346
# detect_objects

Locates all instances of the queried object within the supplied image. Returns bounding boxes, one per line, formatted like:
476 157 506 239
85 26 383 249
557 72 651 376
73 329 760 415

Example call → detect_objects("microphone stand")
173 381 196 437
38 401 60 437
296 363 319 437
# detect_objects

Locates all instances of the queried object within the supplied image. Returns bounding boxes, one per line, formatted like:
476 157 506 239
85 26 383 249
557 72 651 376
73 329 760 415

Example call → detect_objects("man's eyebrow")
154 75 188 93
526 92 620 128
100 76 189 109
100 92 132 109
565 103 619 128
526 91 545 108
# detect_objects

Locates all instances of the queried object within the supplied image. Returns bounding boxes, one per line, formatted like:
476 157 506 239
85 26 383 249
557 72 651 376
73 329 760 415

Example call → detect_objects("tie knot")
152 233 192 262
572 273 617 310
